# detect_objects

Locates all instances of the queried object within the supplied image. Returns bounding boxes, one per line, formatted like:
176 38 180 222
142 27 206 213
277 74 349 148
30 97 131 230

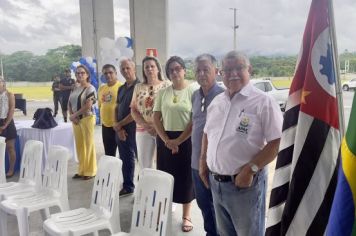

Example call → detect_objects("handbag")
32 108 58 129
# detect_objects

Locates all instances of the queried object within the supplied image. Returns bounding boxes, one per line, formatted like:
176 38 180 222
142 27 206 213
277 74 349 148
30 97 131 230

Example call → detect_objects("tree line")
1 45 81 82
1 45 355 82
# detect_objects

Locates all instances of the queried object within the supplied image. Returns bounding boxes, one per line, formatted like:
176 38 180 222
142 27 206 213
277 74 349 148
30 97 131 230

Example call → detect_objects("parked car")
342 79 356 91
193 78 289 111
250 79 289 111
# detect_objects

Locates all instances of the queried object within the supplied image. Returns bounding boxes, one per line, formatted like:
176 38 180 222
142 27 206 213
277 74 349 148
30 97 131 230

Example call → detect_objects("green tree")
2 45 81 82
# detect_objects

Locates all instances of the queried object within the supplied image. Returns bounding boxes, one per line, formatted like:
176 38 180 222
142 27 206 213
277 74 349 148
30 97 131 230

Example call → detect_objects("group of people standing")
53 50 283 235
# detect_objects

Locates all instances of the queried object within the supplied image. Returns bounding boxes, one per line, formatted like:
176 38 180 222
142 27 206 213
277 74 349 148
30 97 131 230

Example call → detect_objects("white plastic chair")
43 155 123 236
0 145 70 236
114 168 174 236
0 139 44 201
0 136 6 183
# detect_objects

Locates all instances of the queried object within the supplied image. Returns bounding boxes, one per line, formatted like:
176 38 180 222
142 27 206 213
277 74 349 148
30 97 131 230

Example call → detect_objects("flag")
266 0 341 235
327 93 356 236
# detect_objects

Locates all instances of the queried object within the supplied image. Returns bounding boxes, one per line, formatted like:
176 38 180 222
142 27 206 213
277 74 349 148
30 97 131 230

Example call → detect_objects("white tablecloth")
15 120 78 167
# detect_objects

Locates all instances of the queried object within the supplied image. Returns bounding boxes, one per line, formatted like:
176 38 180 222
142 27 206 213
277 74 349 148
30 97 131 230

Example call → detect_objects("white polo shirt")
204 82 283 175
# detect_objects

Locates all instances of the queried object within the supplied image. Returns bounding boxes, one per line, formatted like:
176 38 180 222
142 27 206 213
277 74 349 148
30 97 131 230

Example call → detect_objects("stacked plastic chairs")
113 168 174 236
0 145 70 236
43 155 123 236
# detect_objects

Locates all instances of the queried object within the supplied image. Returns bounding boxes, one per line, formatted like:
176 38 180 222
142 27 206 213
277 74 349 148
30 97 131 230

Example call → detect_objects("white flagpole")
328 0 345 137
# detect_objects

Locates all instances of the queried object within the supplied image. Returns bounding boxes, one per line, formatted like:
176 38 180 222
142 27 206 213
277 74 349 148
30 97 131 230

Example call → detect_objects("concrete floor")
5 151 207 236
5 101 207 236
4 100 282 236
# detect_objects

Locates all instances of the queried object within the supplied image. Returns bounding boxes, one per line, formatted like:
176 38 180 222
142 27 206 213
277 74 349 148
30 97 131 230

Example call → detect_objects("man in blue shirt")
114 58 139 197
191 54 224 236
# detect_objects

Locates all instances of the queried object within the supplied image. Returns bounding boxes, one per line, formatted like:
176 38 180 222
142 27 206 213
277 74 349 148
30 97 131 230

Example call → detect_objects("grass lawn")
8 86 52 100
6 77 347 100
272 79 292 89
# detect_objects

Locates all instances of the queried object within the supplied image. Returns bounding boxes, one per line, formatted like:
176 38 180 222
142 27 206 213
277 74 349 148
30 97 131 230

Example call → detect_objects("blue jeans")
117 129 137 192
209 169 267 236
192 169 219 236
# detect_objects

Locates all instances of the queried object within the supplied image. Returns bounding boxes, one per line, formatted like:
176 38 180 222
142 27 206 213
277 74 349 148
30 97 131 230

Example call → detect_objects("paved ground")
5 90 355 235
6 100 206 236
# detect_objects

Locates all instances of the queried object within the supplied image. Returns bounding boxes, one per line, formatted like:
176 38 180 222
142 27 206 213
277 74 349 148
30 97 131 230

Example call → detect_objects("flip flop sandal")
6 172 14 178
72 174 83 179
182 217 193 232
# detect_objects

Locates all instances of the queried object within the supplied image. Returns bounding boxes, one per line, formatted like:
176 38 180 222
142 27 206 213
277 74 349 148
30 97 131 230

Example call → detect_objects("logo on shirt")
102 92 113 103
236 115 250 135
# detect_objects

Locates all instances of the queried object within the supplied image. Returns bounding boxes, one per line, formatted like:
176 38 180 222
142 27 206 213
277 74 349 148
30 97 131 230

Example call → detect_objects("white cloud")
0 0 355 57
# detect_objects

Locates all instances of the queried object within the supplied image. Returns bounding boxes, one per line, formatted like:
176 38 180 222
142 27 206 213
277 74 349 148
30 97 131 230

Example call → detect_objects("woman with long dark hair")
130 56 170 180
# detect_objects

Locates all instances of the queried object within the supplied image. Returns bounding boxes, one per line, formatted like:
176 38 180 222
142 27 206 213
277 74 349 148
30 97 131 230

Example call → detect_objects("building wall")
79 0 115 72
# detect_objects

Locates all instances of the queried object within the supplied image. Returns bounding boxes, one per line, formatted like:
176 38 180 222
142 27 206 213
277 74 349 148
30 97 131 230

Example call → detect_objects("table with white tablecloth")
15 120 78 167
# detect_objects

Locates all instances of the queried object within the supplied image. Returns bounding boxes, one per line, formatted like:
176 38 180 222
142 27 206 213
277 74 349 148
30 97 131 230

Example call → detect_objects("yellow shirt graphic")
98 81 122 127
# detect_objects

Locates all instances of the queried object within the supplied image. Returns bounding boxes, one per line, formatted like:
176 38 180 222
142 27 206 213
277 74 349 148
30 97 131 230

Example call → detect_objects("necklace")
172 88 178 103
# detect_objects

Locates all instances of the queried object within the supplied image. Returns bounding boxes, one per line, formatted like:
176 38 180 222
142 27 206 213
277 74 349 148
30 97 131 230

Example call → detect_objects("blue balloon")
79 57 86 65
94 107 100 125
125 37 133 48
100 74 107 84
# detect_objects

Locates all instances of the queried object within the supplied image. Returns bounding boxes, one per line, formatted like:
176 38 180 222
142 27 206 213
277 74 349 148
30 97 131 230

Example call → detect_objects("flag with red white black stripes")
266 0 340 235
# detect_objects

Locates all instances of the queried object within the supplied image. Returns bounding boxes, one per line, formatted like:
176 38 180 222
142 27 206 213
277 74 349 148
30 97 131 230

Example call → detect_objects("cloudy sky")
0 0 355 57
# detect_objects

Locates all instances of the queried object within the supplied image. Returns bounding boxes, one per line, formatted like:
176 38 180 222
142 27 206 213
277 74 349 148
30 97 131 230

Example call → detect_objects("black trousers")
53 92 61 114
101 124 118 157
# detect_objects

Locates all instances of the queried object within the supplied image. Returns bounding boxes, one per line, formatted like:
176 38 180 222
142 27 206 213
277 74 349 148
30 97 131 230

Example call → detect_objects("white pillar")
79 0 115 72
129 0 168 78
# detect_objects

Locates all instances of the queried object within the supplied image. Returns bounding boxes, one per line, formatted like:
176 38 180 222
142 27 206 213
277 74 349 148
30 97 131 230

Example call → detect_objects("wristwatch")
249 163 259 174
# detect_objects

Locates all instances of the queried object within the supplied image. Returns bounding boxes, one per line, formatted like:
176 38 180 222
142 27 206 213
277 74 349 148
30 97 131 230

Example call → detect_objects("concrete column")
79 0 115 71
129 0 168 78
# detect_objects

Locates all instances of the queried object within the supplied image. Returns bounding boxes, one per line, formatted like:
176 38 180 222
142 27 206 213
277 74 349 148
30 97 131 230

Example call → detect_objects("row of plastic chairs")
43 165 174 236
0 139 174 236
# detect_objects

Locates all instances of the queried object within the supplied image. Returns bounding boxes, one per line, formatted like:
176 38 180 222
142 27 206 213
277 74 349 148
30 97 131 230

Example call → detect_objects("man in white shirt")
199 51 283 236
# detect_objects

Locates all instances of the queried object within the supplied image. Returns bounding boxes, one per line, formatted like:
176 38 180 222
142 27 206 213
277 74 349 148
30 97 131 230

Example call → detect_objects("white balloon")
115 37 128 49
102 57 116 66
85 56 93 64
73 61 81 67
99 37 115 50
120 48 134 59
111 48 121 59
100 49 112 60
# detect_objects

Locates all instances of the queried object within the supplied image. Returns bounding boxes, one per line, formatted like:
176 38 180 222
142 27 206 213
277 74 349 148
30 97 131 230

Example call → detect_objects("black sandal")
72 174 83 179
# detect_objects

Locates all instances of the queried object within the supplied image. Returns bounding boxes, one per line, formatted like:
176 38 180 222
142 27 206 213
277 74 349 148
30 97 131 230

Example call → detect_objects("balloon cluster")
70 57 98 90
99 37 134 83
